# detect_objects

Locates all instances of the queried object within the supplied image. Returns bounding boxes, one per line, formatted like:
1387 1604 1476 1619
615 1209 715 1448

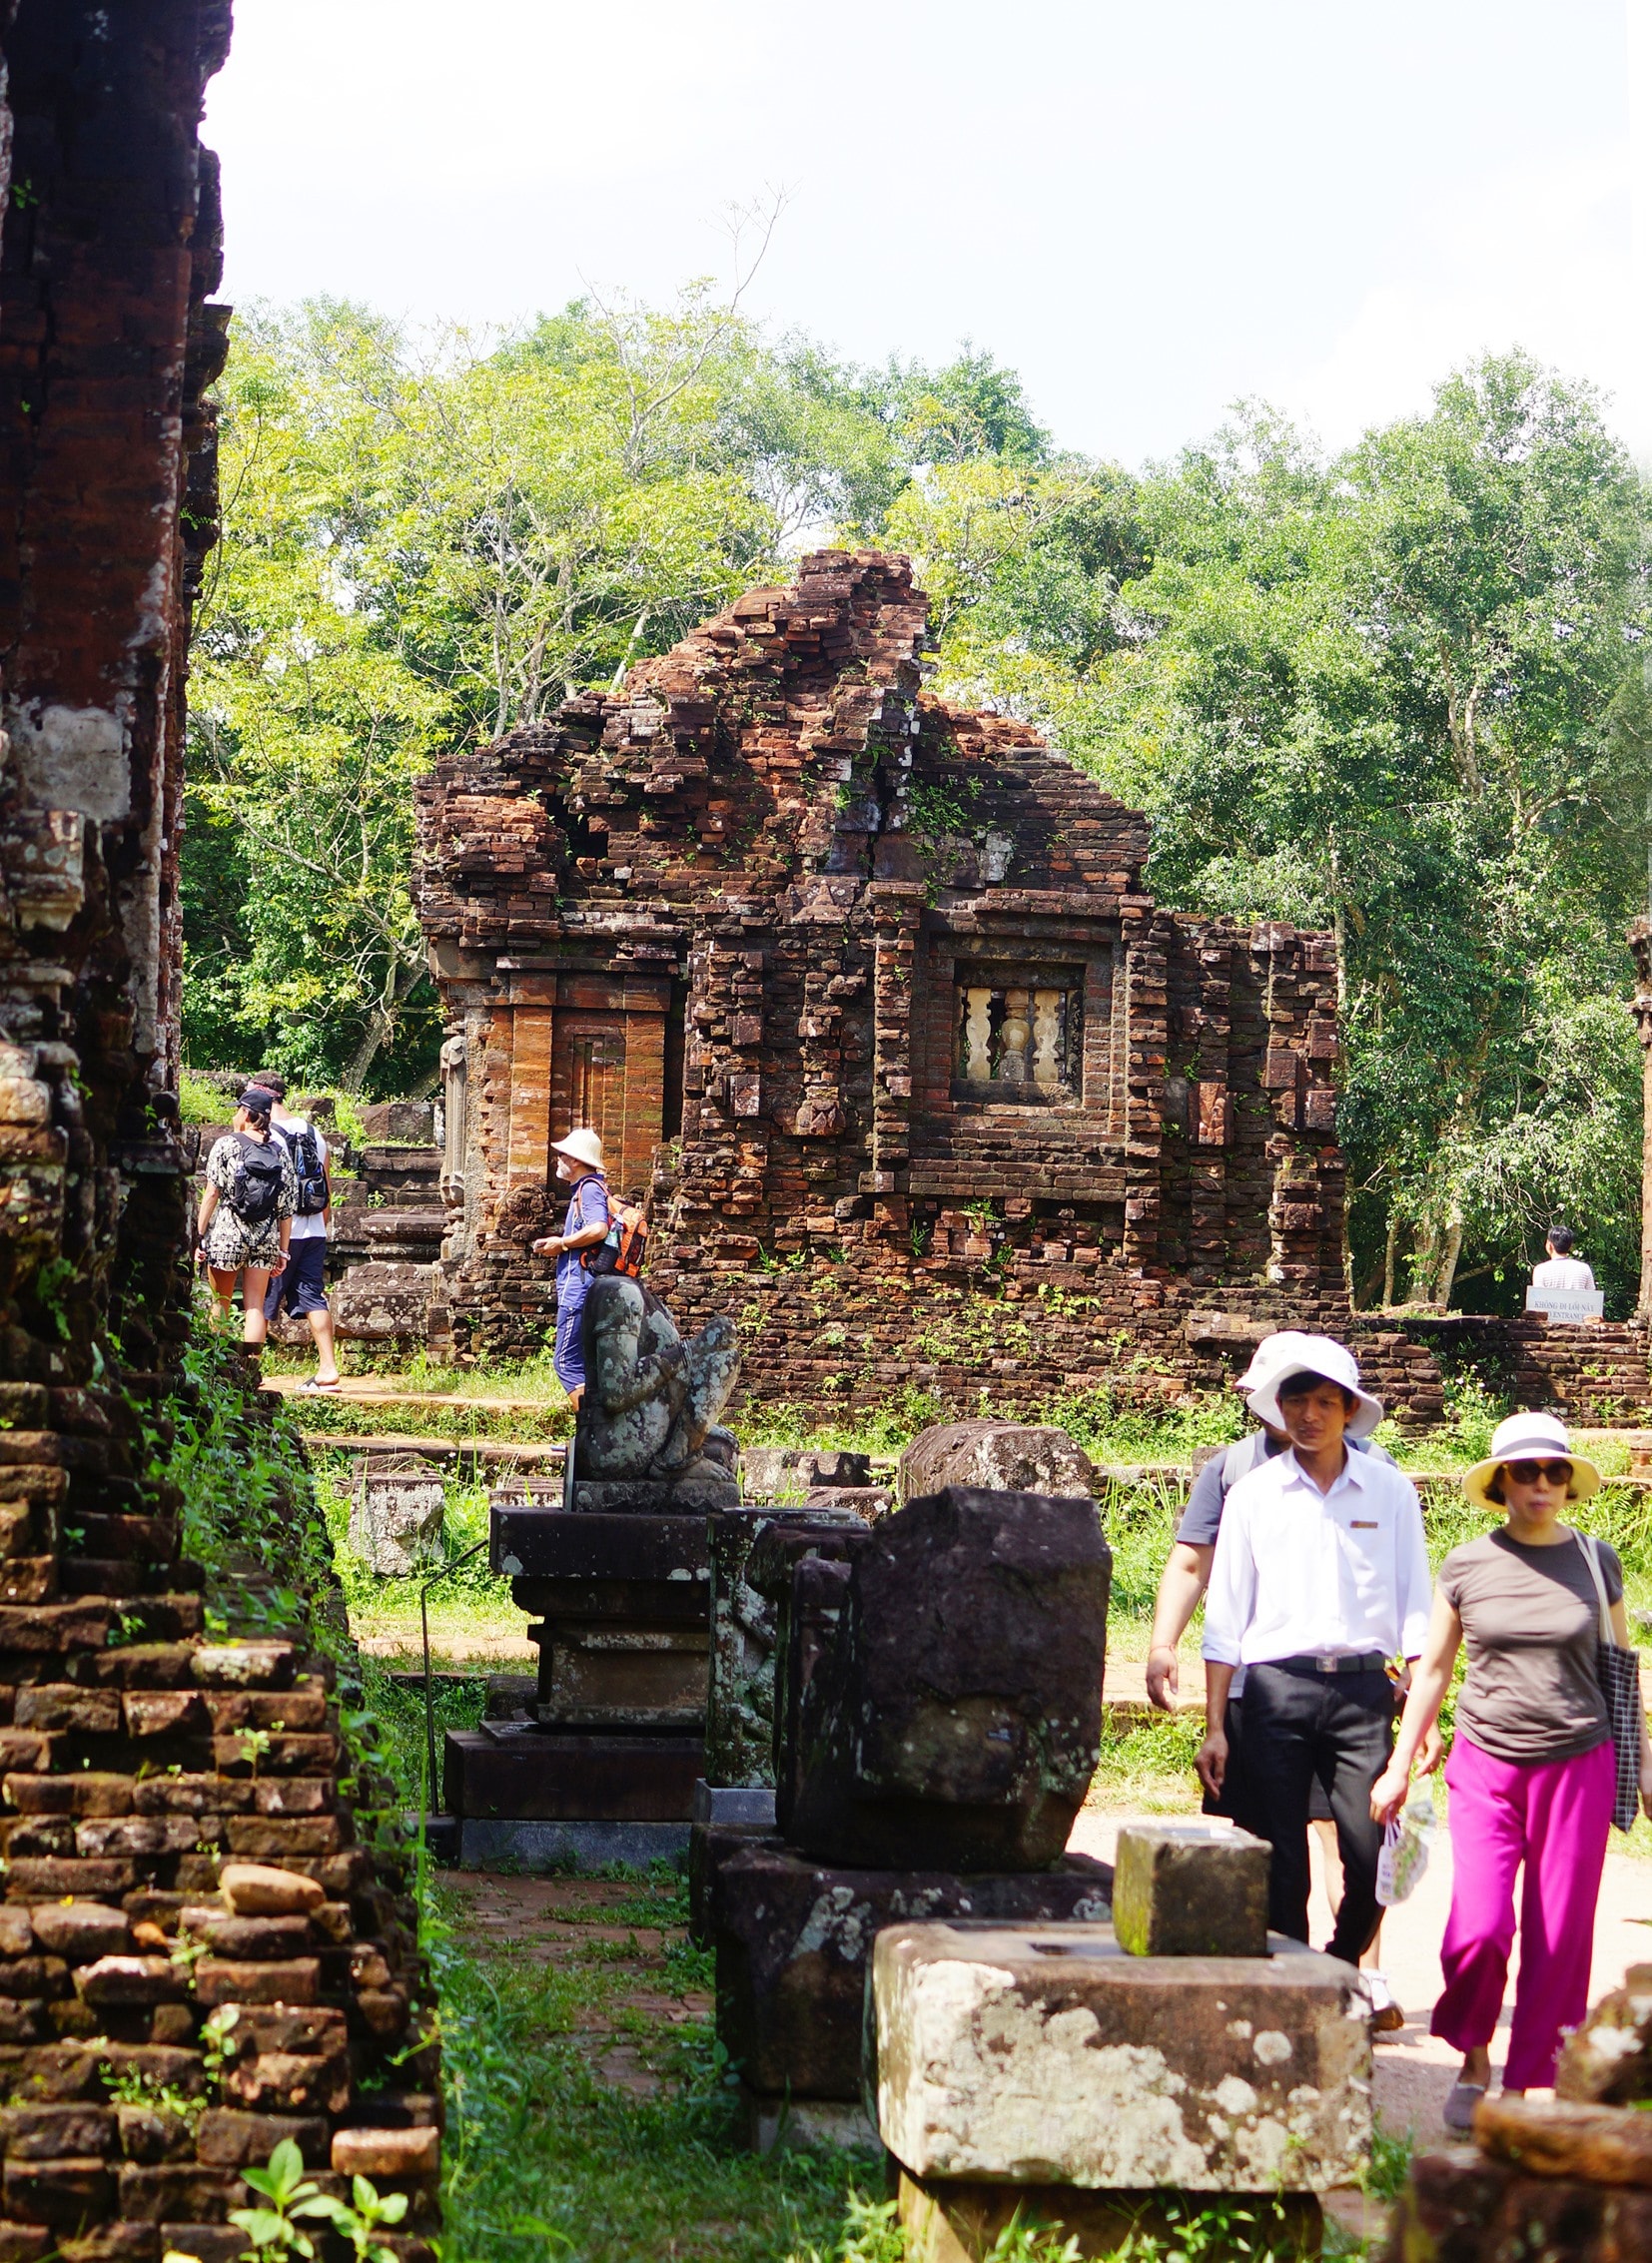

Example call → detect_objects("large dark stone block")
786 1486 1110 1870
712 1842 1113 2100
1381 2144 1652 2263
443 1727 704 1822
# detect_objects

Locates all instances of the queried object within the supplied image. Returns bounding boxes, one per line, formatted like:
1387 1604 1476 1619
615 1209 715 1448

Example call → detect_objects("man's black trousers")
1240 1662 1395 1964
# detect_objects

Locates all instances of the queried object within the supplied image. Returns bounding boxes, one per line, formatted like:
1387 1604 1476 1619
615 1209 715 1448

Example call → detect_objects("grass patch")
426 1872 883 2263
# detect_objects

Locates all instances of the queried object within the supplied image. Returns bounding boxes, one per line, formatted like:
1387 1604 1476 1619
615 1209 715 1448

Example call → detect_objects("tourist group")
195 1079 343 1391
1148 1296 1650 2129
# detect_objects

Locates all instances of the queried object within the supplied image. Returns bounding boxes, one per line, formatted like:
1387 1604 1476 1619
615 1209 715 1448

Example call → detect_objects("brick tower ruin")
416 551 1392 1413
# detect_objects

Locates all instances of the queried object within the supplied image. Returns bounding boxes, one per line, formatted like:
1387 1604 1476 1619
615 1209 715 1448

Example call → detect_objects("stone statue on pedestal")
571 1272 740 1509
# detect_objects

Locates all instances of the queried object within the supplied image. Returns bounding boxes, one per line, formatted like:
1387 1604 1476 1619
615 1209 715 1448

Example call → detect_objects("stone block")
705 1507 867 1792
218 1865 325 1917
713 1845 1112 2100
898 1423 1097 1506
1474 2091 1652 2185
1112 1824 1269 1958
743 2090 881 2157
787 1487 1110 1871
571 1475 738 1514
443 1727 704 1822
331 1262 434 1341
531 1623 708 1729
348 1459 444 1577
1387 2144 1652 2263
1556 1962 1652 2103
740 1450 872 1502
873 1921 1370 2191
896 2173 1321 2263
358 1104 435 1144
490 1507 709 1587
27 1907 128 1961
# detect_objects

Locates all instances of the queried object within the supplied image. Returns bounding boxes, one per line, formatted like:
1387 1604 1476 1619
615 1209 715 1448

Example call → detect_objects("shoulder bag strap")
1577 1530 1615 1647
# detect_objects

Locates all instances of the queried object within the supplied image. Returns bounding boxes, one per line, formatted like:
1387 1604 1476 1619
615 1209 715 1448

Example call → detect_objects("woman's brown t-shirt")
1437 1528 1624 1765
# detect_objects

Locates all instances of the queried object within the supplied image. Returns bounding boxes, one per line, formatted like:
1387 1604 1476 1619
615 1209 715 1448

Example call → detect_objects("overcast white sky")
207 0 1650 467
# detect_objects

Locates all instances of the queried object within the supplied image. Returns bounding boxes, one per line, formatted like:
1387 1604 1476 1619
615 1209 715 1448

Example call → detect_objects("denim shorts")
262 1236 330 1320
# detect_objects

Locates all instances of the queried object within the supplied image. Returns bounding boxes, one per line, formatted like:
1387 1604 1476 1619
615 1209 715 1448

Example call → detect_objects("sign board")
1524 1285 1604 1325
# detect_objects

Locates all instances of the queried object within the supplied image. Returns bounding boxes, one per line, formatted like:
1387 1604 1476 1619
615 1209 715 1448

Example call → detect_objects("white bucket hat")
1244 1335 1384 1441
1462 1411 1600 1513
551 1127 604 1171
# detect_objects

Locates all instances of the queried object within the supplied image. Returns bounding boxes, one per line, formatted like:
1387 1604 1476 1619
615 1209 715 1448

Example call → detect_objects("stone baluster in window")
961 987 994 1083
998 989 1031 1083
1032 990 1063 1089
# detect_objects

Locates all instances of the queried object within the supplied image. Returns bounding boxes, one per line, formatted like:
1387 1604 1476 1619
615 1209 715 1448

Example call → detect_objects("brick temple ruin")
0 6 438 2257
417 550 1398 1409
415 550 1652 1424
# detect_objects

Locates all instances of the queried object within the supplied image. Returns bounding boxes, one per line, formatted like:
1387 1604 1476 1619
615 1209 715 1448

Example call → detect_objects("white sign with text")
1525 1285 1605 1325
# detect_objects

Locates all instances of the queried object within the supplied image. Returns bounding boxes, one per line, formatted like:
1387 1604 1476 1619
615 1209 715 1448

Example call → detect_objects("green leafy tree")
186 293 905 1089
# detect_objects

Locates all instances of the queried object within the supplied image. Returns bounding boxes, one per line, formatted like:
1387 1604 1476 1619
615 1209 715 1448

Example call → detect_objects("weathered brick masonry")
418 552 1652 1425
417 551 1417 1409
0 8 439 2256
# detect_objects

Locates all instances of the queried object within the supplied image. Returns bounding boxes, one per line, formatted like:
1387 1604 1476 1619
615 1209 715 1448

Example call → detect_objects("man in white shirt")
1531 1224 1595 1292
253 1073 342 1391
1199 1335 1431 1964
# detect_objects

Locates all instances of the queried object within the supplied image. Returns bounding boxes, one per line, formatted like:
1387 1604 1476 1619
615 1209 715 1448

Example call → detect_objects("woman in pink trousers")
1371 1411 1652 2131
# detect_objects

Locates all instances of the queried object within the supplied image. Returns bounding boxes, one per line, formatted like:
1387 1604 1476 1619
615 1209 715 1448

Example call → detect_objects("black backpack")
279 1121 330 1217
230 1133 286 1228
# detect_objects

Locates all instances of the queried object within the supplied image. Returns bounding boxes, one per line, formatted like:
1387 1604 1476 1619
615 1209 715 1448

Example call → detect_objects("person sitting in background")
1532 1224 1594 1291
196 1088 297 1350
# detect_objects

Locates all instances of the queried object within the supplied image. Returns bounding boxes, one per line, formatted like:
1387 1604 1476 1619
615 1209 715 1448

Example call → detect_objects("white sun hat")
1244 1335 1384 1441
551 1127 605 1170
1462 1410 1600 1513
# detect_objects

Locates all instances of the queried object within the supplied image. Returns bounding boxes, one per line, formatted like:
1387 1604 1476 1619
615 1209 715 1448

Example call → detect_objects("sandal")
1442 2083 1486 2133
303 1377 343 1393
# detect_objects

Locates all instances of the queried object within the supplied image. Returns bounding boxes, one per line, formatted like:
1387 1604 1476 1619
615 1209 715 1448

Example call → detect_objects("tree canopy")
187 301 1652 1313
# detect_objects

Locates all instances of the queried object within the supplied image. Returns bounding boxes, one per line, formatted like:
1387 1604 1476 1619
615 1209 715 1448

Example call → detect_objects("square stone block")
1112 1823 1269 1958
532 1622 709 1730
713 1845 1112 2101
873 1921 1370 2192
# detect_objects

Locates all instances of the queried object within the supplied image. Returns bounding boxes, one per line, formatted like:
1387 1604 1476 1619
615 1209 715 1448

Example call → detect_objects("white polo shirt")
1533 1255 1595 1290
1202 1445 1432 1670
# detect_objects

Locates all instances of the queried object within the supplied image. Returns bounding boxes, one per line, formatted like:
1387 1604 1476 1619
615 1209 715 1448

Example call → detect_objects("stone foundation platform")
897 2173 1322 2263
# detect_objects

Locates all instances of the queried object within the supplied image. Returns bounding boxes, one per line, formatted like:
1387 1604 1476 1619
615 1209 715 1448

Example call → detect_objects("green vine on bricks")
32 1254 77 1342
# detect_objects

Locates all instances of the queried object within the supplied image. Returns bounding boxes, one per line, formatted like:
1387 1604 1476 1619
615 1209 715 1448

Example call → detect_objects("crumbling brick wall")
0 8 442 2255
419 551 1365 1415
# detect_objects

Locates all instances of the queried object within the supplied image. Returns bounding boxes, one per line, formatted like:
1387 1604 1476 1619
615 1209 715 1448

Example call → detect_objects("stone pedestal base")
443 1726 705 1824
572 1475 739 1513
713 1848 1113 2104
744 2088 882 2158
874 1921 1370 2192
456 1818 691 1873
897 2172 1321 2263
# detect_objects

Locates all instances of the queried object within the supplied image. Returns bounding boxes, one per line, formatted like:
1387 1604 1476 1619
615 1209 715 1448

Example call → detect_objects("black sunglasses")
1503 1459 1573 1487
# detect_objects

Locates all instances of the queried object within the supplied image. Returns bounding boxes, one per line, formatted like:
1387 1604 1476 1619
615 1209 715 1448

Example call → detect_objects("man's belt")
1265 1651 1387 1677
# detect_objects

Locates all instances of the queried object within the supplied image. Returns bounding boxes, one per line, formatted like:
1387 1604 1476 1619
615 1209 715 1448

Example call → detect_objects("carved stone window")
954 973 1081 1102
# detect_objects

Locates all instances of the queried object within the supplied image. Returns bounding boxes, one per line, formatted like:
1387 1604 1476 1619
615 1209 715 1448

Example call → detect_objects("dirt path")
437 1869 711 2098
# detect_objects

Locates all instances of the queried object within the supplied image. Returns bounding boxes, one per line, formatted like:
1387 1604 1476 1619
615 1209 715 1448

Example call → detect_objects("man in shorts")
254 1074 342 1391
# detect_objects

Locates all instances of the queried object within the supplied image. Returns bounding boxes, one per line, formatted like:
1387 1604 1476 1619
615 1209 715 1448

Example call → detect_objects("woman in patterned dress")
196 1087 298 1344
